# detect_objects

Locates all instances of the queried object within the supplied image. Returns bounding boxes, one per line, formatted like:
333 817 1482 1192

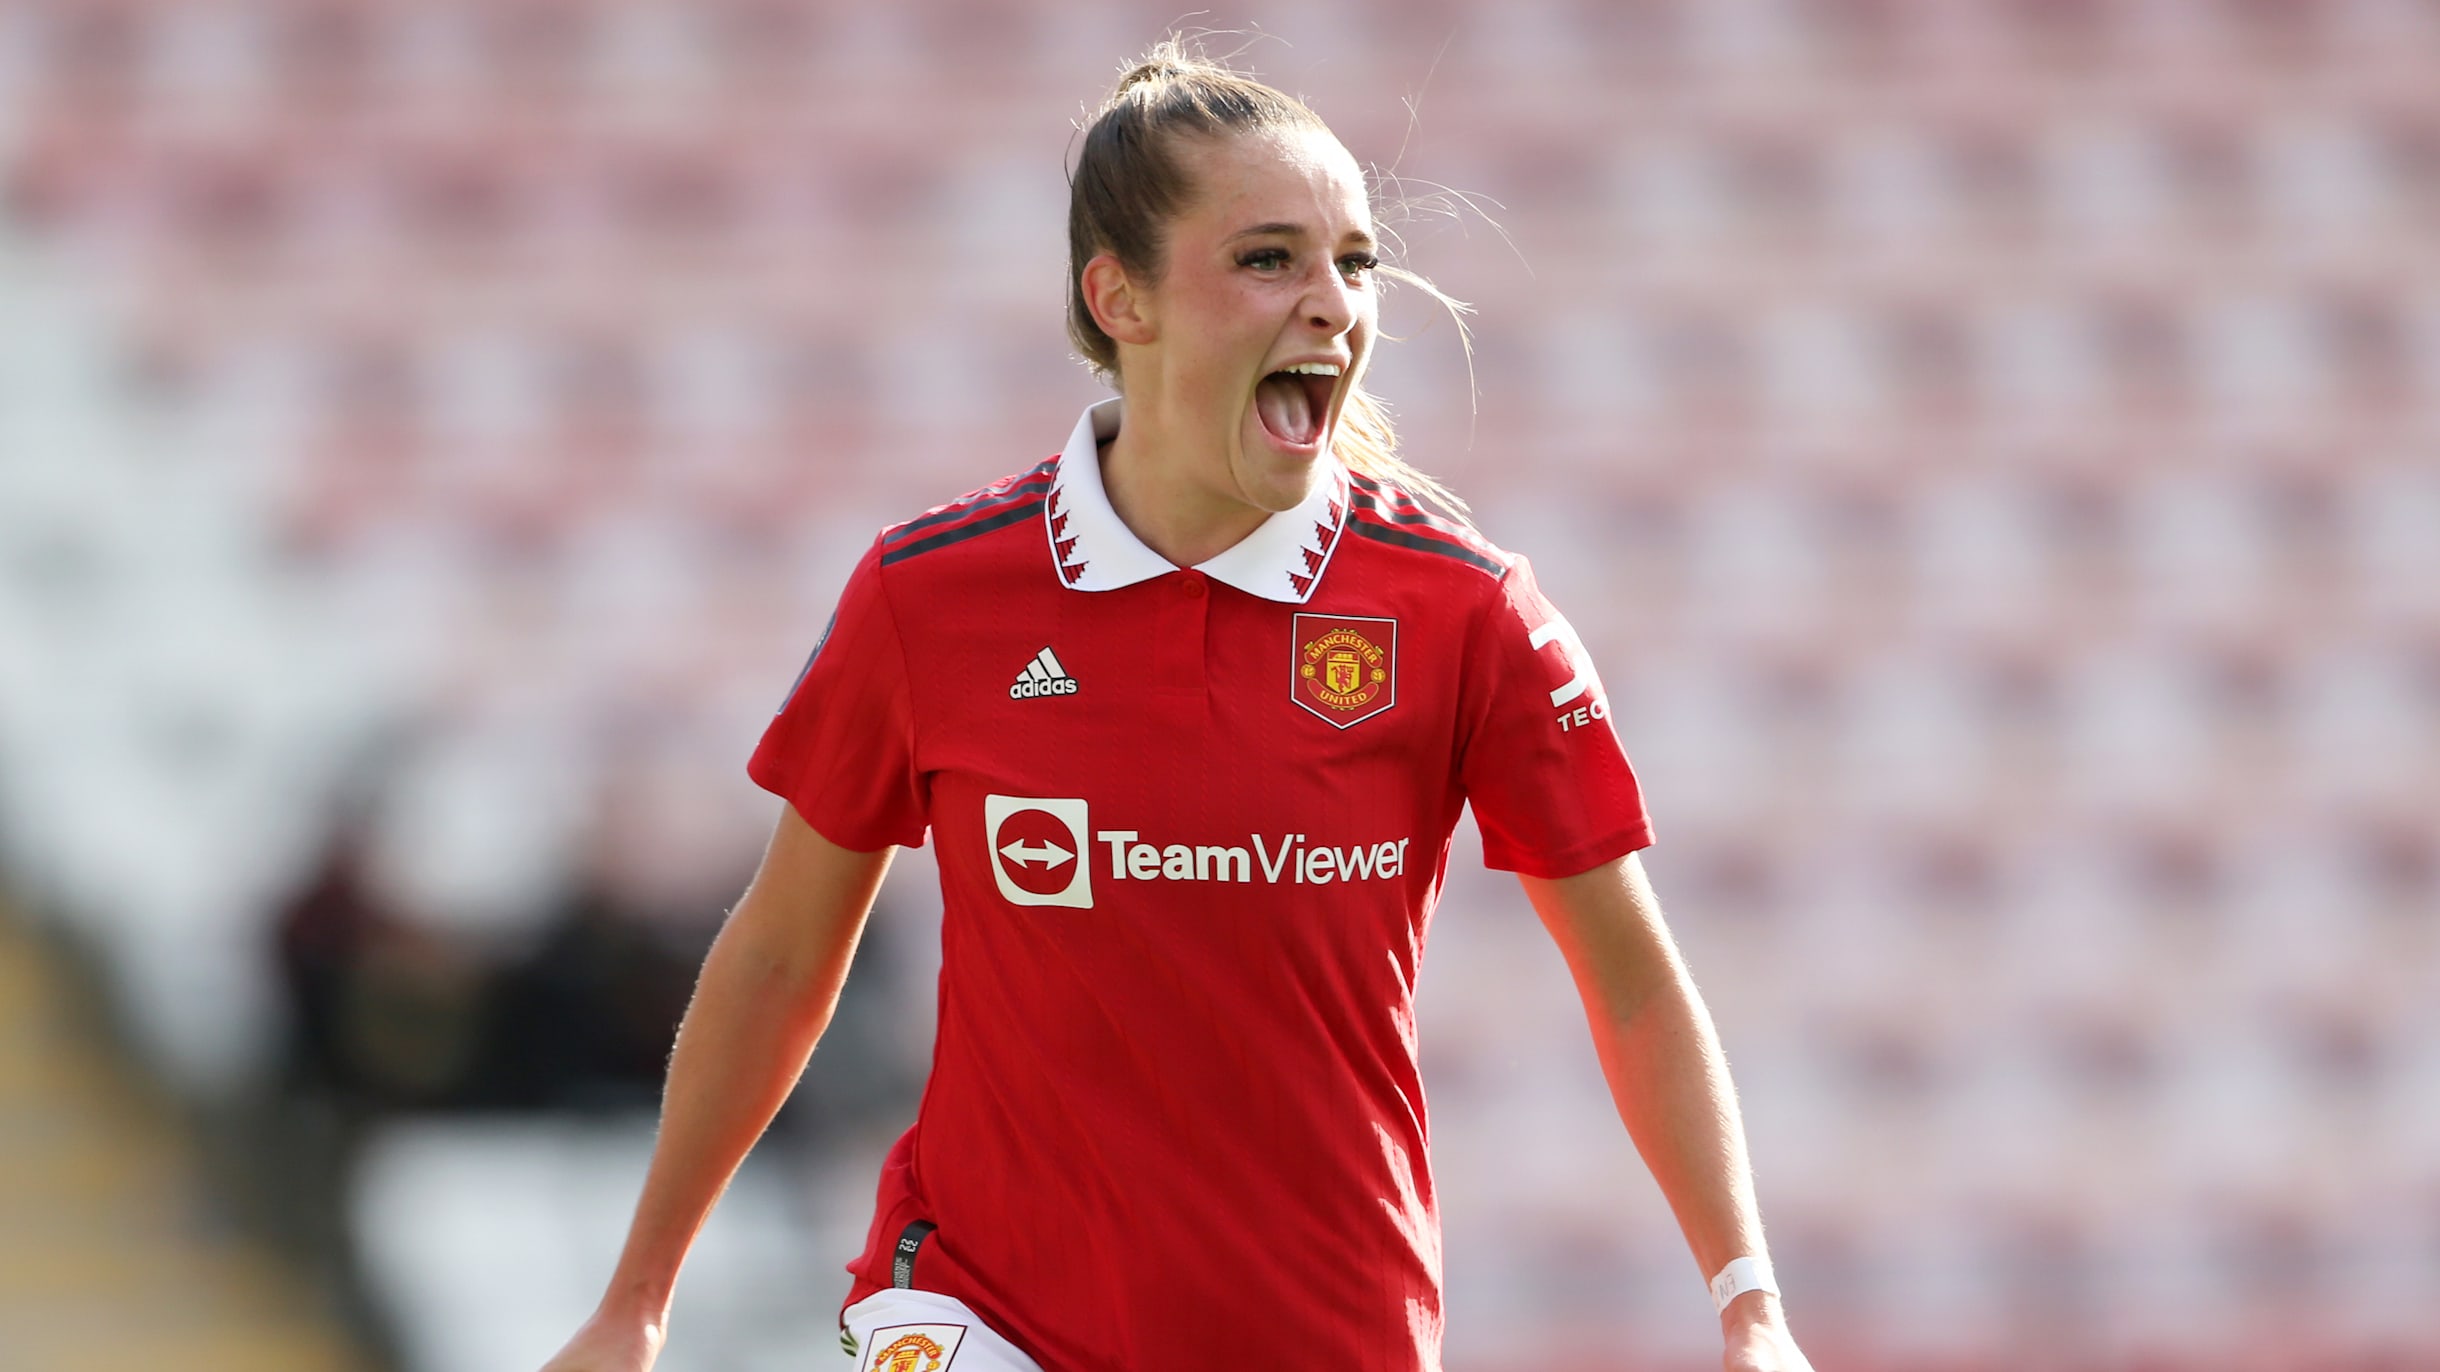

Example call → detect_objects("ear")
1081 252 1156 347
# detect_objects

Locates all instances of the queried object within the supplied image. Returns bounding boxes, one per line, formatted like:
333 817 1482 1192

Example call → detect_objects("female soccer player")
541 43 1812 1372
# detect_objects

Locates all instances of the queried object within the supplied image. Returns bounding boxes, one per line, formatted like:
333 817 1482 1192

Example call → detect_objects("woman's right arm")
538 803 897 1372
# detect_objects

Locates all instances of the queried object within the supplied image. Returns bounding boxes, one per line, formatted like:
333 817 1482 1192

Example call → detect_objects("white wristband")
1708 1255 1778 1314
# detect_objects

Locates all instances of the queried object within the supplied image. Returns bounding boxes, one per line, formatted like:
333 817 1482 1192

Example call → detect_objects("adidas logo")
1010 647 1080 699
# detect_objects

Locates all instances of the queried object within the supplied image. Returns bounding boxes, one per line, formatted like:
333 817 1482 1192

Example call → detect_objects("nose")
1302 262 1358 337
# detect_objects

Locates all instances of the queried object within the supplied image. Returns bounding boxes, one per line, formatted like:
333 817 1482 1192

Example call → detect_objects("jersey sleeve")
1456 556 1653 878
747 535 928 851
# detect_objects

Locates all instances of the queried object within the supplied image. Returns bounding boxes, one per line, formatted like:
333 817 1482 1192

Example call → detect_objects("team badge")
1292 614 1397 728
861 1325 965 1372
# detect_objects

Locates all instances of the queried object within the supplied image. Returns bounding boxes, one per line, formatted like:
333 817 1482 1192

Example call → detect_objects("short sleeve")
1457 556 1653 878
748 535 928 851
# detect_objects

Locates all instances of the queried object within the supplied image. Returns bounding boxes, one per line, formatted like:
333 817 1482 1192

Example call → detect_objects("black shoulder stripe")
1346 517 1507 576
1346 484 1483 543
1346 485 1507 571
884 468 1055 547
880 499 1045 566
1349 493 1459 534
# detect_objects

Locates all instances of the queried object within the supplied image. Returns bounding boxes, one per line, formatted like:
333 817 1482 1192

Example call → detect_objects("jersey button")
1180 571 1207 598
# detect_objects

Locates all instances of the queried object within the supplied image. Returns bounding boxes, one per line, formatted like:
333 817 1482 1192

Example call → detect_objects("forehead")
1172 126 1372 237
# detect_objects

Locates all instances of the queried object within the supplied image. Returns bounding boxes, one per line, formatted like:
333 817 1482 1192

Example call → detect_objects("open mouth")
1253 363 1341 450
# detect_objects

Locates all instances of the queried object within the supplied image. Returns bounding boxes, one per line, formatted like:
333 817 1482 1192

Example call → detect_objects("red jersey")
750 401 1652 1372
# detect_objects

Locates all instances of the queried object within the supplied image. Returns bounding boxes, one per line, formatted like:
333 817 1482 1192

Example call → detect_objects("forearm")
1521 860 1784 1331
1583 965 1778 1321
594 902 865 1323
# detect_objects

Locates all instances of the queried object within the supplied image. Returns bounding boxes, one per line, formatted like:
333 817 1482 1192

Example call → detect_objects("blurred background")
0 1 2435 1369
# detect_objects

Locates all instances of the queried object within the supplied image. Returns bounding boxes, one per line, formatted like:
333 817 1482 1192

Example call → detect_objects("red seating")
4 1 2434 1364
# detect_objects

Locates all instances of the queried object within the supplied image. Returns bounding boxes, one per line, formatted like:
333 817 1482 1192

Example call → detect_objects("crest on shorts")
863 1325 965 1372
1292 614 1397 728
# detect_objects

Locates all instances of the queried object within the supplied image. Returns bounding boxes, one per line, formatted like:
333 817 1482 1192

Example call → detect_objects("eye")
1237 247 1291 272
1339 251 1380 281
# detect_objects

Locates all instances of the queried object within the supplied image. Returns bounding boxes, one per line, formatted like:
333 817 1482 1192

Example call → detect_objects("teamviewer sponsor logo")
987 797 1410 906
984 795 1093 908
1098 831 1411 885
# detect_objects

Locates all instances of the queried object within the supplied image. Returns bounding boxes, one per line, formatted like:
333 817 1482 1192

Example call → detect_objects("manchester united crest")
1293 614 1397 728
866 1329 956 1372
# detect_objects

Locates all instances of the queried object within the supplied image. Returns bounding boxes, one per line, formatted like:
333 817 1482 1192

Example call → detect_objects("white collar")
1044 398 1349 604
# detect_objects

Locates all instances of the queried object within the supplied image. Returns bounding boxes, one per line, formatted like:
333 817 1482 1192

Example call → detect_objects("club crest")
862 1325 965 1372
1293 614 1397 728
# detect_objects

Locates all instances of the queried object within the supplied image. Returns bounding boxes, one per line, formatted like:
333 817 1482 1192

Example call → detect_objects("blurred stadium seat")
3 1 2437 1369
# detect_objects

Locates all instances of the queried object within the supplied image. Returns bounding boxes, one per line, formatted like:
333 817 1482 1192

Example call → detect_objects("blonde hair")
1066 38 1471 517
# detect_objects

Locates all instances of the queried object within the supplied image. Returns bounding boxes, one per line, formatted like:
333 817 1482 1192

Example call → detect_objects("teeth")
1278 362 1342 376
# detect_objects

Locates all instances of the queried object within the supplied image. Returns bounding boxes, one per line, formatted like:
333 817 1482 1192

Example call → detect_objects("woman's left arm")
1517 853 1814 1372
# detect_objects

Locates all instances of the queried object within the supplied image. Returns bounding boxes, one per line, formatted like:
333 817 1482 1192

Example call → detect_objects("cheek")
1343 310 1379 378
1189 294 1281 399
1170 271 1261 323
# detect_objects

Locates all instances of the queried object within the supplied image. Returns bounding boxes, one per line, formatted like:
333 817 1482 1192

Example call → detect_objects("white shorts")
839 1288 1045 1372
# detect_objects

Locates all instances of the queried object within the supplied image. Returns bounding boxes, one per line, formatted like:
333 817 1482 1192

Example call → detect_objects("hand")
537 1307 667 1372
1722 1292 1813 1372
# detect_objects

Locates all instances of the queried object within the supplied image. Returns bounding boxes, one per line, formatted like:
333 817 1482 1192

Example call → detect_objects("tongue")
1256 373 1318 446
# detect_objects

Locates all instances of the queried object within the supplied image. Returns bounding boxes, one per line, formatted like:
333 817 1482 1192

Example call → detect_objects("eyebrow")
1227 221 1379 250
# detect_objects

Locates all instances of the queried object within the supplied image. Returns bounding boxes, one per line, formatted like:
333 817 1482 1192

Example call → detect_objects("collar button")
1180 571 1207 598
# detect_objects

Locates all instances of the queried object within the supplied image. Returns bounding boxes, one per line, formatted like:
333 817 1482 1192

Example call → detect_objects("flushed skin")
1082 126 1381 561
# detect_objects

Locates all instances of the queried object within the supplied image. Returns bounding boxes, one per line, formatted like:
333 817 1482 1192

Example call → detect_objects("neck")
1098 402 1274 569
